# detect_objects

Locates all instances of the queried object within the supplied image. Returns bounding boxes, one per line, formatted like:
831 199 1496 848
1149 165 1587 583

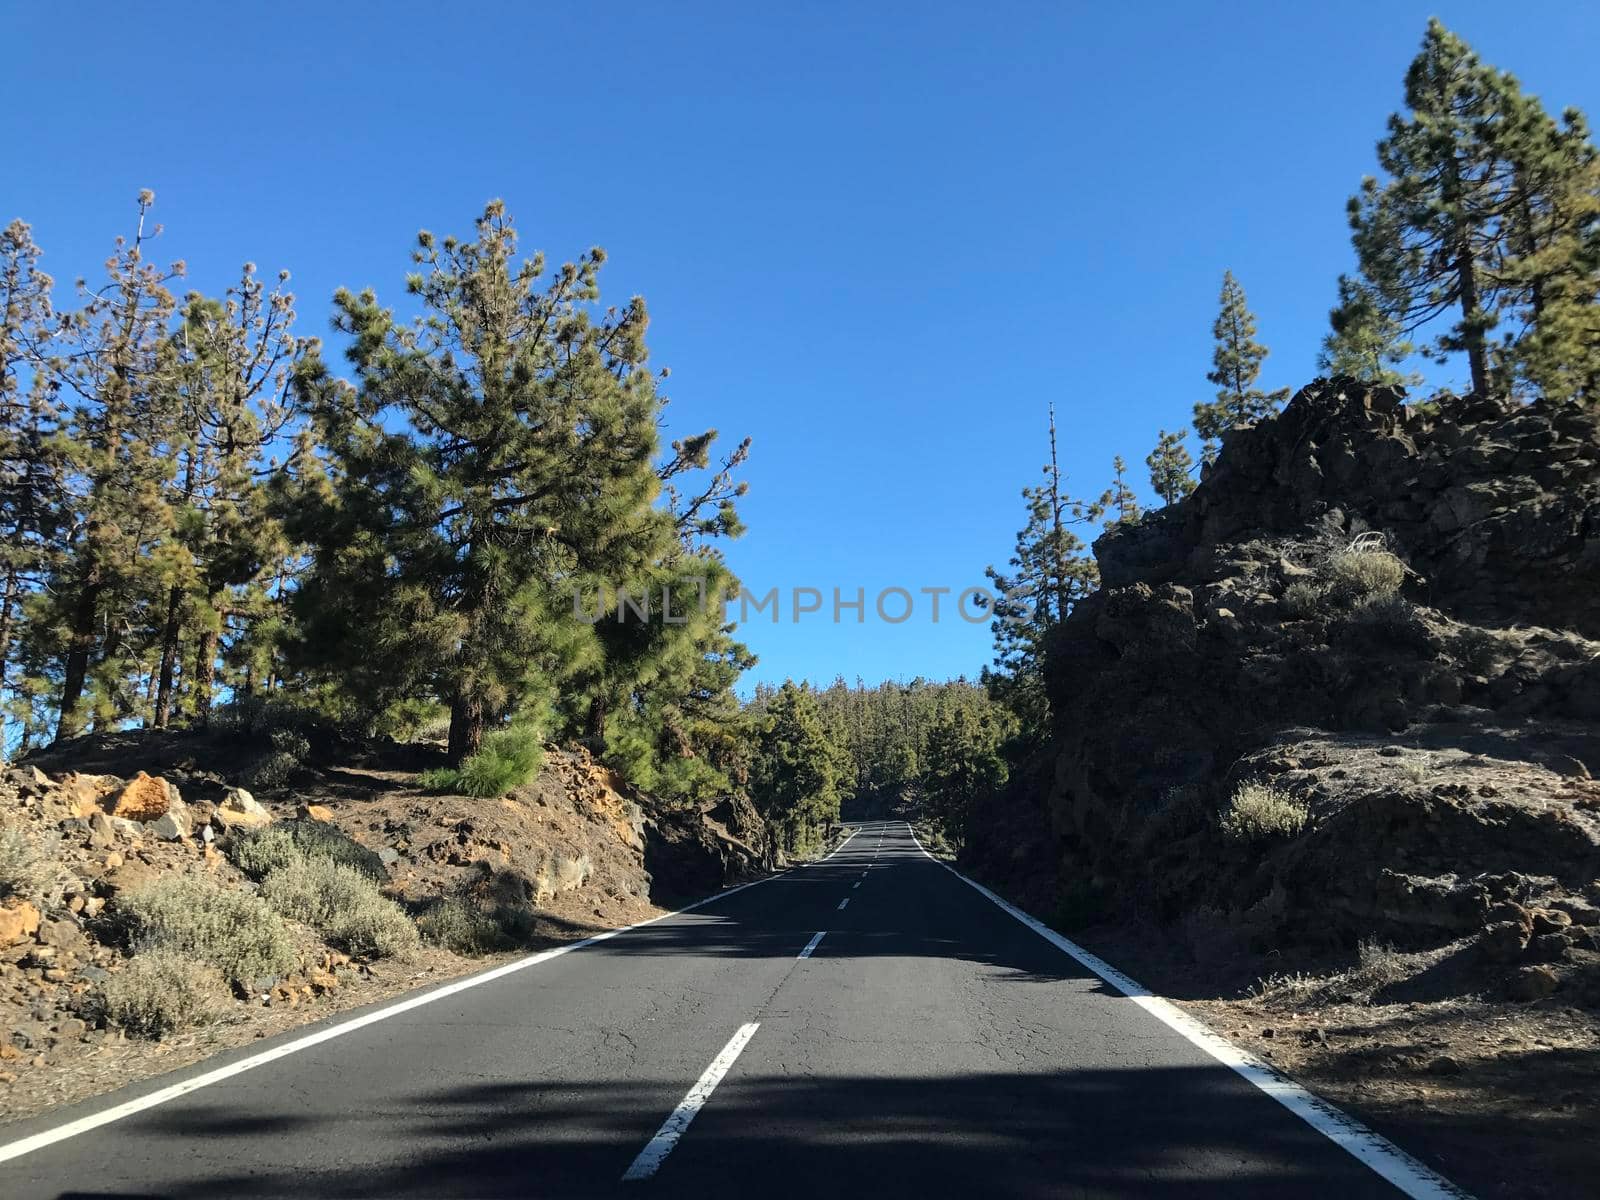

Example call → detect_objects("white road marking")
836 898 849 910
852 881 861 889
621 1022 761 1182
0 834 860 1168
797 931 826 959
904 824 1471 1200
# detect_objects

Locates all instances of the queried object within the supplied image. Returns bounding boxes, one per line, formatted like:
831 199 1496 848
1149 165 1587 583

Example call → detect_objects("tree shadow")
36 1064 1412 1199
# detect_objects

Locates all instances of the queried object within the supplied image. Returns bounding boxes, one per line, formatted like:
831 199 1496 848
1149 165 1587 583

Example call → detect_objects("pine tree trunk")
586 694 608 744
190 625 218 727
56 574 101 742
153 584 183 727
0 560 19 697
1458 247 1489 396
447 690 484 764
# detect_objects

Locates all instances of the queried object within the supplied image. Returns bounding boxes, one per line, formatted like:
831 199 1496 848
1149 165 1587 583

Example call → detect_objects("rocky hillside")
0 724 771 1118
967 379 1600 1005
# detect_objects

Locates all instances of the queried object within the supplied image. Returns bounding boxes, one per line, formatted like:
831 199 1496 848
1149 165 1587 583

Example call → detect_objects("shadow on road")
71 1062 1395 1199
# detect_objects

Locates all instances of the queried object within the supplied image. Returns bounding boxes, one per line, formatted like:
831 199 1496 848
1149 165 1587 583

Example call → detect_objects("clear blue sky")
7 3 1598 692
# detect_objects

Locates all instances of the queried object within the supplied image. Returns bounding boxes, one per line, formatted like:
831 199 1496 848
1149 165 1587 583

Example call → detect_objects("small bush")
1344 593 1429 645
417 896 507 956
260 858 419 959
420 724 544 798
94 945 232 1039
1280 580 1326 619
375 698 452 744
1251 939 1415 1009
1138 786 1206 850
1219 781 1309 843
1322 547 1405 604
0 821 58 903
230 820 387 883
119 875 296 986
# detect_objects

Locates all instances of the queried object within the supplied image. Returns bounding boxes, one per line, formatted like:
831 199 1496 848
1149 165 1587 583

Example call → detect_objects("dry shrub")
93 945 232 1039
259 858 419 960
119 875 296 987
1219 781 1309 843
0 820 58 903
1322 547 1405 604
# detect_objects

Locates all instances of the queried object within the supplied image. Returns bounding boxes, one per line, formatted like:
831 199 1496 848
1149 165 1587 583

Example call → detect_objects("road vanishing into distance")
1 822 1464 1199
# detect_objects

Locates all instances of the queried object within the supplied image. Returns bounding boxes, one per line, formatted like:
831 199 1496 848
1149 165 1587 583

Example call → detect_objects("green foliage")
1319 275 1420 385
93 945 232 1039
1219 782 1309 843
984 405 1103 736
1349 19 1600 400
419 722 546 798
1146 429 1196 506
259 857 419 959
1280 580 1326 619
749 681 841 857
119 874 296 986
919 700 1010 845
1193 270 1289 458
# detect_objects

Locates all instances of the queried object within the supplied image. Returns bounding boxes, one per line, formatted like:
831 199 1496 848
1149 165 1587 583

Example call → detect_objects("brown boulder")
103 772 177 822
0 902 42 945
298 804 334 823
214 787 272 831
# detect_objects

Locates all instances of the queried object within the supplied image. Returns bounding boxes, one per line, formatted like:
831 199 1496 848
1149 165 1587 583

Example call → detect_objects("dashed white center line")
852 881 861 889
621 1022 761 1182
837 898 849 910
797 931 826 959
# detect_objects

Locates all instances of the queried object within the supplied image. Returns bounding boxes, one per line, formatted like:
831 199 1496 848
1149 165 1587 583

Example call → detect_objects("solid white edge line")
0 830 861 1168
902 823 1472 1200
620 1021 761 1182
797 931 826 960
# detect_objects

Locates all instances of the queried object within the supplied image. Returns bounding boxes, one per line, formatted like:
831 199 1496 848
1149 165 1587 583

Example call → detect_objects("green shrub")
1219 781 1309 843
119 875 296 986
1322 547 1405 604
419 724 544 798
0 820 57 903
93 945 232 1038
375 698 451 744
230 819 387 883
259 858 419 959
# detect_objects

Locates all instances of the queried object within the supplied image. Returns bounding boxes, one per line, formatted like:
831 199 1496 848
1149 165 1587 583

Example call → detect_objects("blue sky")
7 2 1599 692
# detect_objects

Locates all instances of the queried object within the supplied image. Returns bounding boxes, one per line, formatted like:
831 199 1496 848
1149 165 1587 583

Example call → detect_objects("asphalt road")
0 821 1448 1199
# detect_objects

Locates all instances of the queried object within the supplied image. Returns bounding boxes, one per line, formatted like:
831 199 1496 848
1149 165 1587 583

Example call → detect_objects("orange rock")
104 852 124 870
103 772 174 822
298 804 334 823
0 902 41 945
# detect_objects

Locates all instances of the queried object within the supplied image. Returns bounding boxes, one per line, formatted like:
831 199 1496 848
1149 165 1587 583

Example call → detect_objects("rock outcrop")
966 379 1600 1002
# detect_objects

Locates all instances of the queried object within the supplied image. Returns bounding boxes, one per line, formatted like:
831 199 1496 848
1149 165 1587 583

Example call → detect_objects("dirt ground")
1069 921 1599 1200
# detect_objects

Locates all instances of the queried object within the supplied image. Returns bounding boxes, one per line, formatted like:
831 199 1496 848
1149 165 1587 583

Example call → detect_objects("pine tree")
1349 21 1600 401
1318 275 1420 385
1145 428 1196 506
749 681 841 856
1492 94 1600 400
1349 21 1519 397
154 265 303 727
0 220 65 718
291 202 676 763
921 700 1009 846
983 404 1102 735
44 192 184 738
1192 271 1288 460
1105 455 1141 527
